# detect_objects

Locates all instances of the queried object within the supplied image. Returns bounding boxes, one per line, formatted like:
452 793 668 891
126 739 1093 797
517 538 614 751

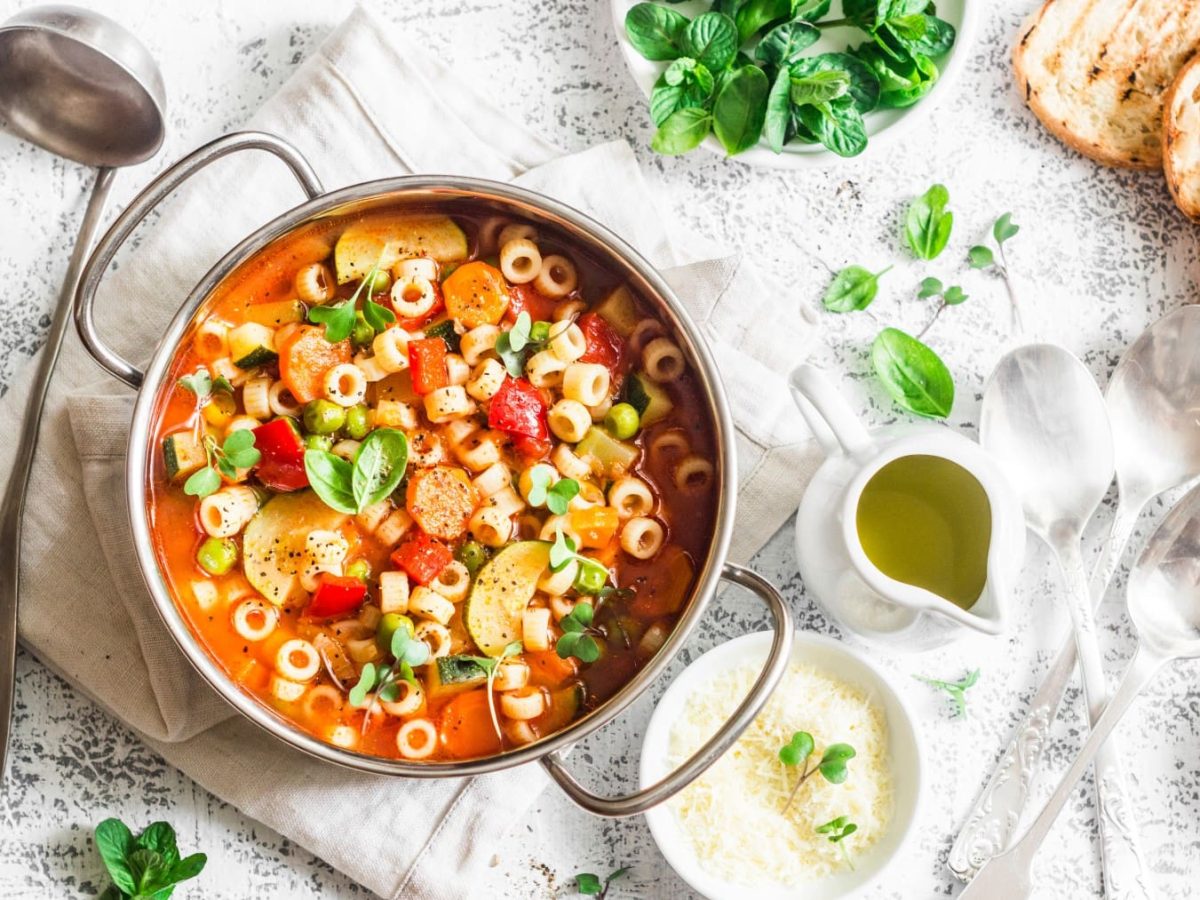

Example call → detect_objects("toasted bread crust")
1164 54 1200 219
1014 0 1200 170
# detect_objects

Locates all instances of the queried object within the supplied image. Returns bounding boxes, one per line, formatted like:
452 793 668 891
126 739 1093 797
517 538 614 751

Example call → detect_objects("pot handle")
74 131 324 389
539 562 792 818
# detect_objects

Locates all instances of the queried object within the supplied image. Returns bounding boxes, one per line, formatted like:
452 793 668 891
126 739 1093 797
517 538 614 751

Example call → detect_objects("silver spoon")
0 5 165 777
950 308 1200 890
977 345 1152 895
961 479 1200 898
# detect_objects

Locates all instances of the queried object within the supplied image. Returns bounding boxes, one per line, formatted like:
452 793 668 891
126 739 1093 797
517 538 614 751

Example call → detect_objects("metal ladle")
0 5 165 777
961 480 1200 897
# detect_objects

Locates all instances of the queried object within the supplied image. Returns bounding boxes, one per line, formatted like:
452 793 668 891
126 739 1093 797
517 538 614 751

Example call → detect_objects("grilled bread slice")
1165 55 1200 219
1014 0 1200 169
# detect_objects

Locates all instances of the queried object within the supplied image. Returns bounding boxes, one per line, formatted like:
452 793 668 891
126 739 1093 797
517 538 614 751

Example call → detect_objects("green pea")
304 433 333 452
529 321 551 343
574 560 607 595
455 540 488 575
350 311 375 349
366 268 391 294
377 612 415 651
303 398 347 434
196 537 238 576
604 403 640 441
345 559 371 584
344 404 371 440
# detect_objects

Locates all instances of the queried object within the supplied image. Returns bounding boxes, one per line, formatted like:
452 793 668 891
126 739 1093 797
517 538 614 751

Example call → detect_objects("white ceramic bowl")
610 0 978 169
639 631 923 899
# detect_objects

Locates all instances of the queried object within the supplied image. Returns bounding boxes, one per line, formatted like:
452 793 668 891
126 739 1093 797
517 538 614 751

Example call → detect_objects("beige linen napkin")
0 7 819 897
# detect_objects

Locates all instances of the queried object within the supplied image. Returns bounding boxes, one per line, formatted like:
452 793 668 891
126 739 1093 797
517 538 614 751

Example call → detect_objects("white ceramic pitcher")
790 365 1025 650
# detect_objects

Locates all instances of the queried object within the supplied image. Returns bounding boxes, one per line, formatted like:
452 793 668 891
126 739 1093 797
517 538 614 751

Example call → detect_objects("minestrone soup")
148 205 718 761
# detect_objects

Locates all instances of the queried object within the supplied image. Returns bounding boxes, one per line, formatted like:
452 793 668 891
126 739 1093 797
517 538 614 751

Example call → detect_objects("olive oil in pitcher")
855 455 992 610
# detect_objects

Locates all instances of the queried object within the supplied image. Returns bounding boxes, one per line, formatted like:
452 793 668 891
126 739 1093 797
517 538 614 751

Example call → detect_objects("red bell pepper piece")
306 573 367 618
505 283 559 325
488 377 549 446
578 313 625 380
409 337 448 395
252 417 309 492
391 531 453 585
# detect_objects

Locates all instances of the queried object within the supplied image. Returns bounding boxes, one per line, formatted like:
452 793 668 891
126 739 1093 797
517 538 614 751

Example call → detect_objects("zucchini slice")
229 322 278 369
427 655 488 699
334 215 469 285
243 491 349 605
593 285 640 337
575 427 640 477
245 299 306 328
163 431 206 481
465 541 551 657
622 373 673 426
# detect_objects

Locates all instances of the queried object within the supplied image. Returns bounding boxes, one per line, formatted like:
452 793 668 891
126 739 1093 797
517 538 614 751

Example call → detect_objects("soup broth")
854 455 990 610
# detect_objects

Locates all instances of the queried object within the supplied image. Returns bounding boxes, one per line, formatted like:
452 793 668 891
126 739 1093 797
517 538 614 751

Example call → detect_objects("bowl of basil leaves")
612 0 977 166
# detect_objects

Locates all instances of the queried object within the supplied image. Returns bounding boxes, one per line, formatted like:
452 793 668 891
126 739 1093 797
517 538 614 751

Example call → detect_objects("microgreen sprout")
183 429 261 498
459 640 523 742
575 866 628 898
968 213 1021 331
914 668 980 718
777 731 857 814
177 368 232 402
555 602 603 664
526 464 580 515
350 627 430 731
495 312 572 377
309 254 395 343
915 276 968 339
816 815 859 870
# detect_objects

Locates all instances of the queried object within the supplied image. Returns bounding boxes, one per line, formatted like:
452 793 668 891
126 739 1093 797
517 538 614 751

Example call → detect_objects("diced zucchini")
427 655 488 699
424 319 461 353
243 492 348 605
465 541 551 657
622 373 673 426
163 431 206 481
594 285 640 336
245 299 306 328
535 683 585 735
229 322 277 369
334 215 469 284
575 427 640 476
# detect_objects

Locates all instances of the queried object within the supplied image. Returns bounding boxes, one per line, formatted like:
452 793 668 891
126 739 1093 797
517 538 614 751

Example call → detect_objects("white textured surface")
1 1 1198 898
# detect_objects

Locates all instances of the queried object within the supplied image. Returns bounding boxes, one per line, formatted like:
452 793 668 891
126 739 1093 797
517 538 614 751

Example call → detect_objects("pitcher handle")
788 364 873 460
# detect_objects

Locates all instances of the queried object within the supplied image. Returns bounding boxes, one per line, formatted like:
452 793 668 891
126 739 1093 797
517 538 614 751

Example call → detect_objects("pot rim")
123 173 738 777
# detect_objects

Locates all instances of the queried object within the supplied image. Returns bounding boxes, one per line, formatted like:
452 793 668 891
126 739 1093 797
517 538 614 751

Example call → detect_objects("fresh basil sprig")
94 817 206 900
305 427 408 514
904 183 953 260
870 327 954 419
822 264 891 313
184 429 261 498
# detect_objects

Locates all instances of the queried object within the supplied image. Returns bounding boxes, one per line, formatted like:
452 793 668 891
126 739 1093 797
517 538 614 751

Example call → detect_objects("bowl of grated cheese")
640 631 922 899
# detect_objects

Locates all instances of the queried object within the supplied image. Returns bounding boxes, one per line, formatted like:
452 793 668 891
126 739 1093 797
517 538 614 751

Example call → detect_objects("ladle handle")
787 365 873 461
75 131 324 389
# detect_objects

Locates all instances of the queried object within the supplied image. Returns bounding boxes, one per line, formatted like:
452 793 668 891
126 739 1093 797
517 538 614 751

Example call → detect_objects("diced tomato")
512 434 552 460
252 417 309 491
390 531 453 585
408 337 448 395
505 283 559 326
278 324 351 404
306 574 367 618
488 377 549 445
438 689 503 759
578 312 625 379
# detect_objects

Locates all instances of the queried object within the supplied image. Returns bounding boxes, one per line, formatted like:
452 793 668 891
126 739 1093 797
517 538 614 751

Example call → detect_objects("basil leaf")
651 107 713 156
790 70 851 106
304 449 357 514
681 12 738 71
791 0 832 20
169 853 207 885
790 53 880 113
876 0 928 23
763 66 793 153
650 67 714 127
712 66 769 156
796 97 868 158
733 0 790 45
351 428 409 511
906 16 955 56
851 39 937 108
94 819 137 895
841 0 876 27
624 2 688 61
183 466 221 498
904 183 953 260
822 264 889 312
755 20 820 66
871 327 955 419
135 822 179 865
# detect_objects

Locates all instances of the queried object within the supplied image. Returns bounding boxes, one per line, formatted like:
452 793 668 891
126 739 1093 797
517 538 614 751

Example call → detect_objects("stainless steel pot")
73 131 793 816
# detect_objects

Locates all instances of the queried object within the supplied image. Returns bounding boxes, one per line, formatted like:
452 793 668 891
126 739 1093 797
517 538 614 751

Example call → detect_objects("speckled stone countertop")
1 1 1198 897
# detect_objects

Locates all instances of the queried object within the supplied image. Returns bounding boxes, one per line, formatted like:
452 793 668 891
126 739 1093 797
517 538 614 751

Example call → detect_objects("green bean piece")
304 433 334 452
604 402 640 440
574 560 607 595
345 559 371 584
350 311 375 349
376 612 415 651
303 398 347 434
344 404 371 440
196 537 238 576
455 540 488 575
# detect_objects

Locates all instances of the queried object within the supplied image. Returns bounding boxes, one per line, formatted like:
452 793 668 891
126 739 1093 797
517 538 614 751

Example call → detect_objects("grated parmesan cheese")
666 661 893 886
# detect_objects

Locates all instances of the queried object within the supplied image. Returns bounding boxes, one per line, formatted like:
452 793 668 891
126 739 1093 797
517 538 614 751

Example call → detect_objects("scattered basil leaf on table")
822 264 891 312
904 183 954 260
624 3 688 60
94 817 206 900
871 327 954 419
914 668 980 718
306 427 409 514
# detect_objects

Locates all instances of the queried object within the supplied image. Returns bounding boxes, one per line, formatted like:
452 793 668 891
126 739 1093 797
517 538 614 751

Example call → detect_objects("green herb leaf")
571 601 594 628
795 96 868 158
681 12 738 71
304 449 358 514
177 369 213 400
308 299 356 343
556 632 582 659
362 296 395 333
763 66 793 154
135 822 180 866
822 264 891 313
212 375 234 394
967 245 994 269
756 19 820 65
349 662 378 707
943 285 968 305
778 730 815 767
994 212 1020 245
818 743 857 784
904 183 953 260
789 53 880 114
575 635 601 664
550 525 579 571
546 478 580 516
183 466 221 498
576 872 603 895
790 70 852 106
94 819 137 895
625 2 688 61
351 428 409 511
712 66 769 157
651 107 713 156
870 327 954 418
917 276 944 299
914 668 980 717
222 428 261 469
525 464 555 508
168 852 208 884
734 0 790 45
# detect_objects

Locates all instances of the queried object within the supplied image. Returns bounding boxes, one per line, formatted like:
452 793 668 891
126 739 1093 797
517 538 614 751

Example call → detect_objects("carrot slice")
406 466 477 540
442 261 509 328
525 649 578 688
438 689 503 759
278 324 351 404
